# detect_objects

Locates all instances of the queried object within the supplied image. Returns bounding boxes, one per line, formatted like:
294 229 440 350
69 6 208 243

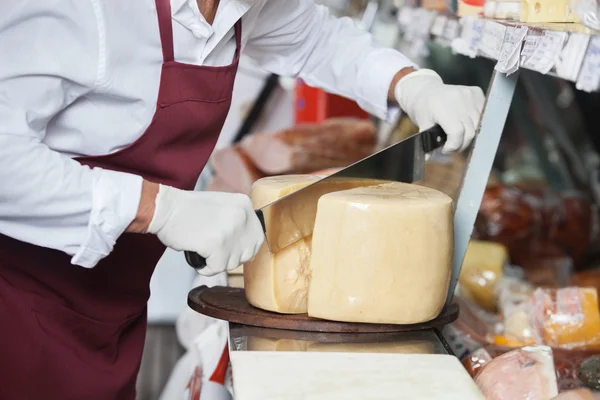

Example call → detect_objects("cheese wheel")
244 175 383 314
307 182 453 324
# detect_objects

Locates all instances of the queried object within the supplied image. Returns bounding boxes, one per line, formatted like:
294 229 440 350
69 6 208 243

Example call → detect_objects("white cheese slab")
230 351 485 400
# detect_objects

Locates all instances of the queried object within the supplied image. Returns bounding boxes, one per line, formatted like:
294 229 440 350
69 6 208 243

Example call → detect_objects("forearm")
127 180 159 233
388 67 417 102
245 1 418 121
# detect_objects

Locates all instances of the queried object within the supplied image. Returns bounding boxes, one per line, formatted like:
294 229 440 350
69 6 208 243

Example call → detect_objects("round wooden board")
188 286 459 333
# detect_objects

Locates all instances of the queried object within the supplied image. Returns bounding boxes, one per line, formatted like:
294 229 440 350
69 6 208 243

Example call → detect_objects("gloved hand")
147 185 264 276
395 69 485 153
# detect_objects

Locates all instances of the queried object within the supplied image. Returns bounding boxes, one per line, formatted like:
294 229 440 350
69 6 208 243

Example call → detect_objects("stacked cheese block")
244 175 454 325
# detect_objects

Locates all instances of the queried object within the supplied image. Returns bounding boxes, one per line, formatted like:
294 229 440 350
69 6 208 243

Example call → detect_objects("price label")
451 17 485 58
556 33 590 81
431 15 447 36
522 30 568 74
478 21 506 60
495 26 528 74
577 36 600 92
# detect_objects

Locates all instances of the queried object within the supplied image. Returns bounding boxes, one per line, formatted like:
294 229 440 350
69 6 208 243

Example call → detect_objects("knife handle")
421 125 447 153
184 210 267 271
185 251 207 270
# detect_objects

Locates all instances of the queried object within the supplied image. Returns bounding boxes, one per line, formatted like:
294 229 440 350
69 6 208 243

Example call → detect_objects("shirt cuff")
354 48 418 123
71 168 143 268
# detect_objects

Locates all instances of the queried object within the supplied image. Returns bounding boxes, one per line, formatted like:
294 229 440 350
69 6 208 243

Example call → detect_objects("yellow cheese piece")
520 0 578 23
244 175 382 314
227 274 244 289
228 265 244 275
258 175 383 251
307 182 454 324
459 240 508 312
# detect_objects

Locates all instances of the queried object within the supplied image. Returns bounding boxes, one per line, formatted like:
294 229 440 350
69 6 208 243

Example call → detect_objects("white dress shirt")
0 0 416 268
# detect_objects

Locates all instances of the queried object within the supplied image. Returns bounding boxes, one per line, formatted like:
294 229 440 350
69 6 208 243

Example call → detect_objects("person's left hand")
394 69 485 153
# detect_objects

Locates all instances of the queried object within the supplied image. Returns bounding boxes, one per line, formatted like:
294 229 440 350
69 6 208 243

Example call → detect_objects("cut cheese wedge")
307 182 454 324
244 175 383 314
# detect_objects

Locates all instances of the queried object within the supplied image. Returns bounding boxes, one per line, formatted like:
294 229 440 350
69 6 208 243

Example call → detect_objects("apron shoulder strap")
155 0 175 63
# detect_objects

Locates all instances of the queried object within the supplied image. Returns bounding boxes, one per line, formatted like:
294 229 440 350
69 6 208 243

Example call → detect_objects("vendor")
0 0 484 399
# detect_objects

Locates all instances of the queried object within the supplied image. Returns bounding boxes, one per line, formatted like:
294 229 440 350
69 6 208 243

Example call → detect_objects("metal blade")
259 125 447 253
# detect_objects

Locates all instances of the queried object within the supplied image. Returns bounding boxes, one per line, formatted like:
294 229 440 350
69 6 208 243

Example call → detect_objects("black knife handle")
184 210 267 271
185 251 207 270
421 125 447 153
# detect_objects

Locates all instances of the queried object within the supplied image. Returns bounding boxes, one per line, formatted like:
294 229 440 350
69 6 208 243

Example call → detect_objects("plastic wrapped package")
474 185 593 275
452 297 600 392
458 240 508 312
529 288 600 351
475 345 559 400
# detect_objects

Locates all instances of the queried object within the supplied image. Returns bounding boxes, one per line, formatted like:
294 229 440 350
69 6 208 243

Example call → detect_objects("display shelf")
396 7 600 92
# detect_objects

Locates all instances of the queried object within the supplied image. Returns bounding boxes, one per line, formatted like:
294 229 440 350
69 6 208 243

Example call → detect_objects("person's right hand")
147 185 264 276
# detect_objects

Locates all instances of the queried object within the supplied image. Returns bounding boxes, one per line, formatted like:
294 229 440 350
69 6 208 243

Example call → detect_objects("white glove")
395 69 485 153
147 185 264 276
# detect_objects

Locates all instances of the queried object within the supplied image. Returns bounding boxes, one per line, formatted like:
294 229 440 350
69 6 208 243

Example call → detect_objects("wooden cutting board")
230 351 485 400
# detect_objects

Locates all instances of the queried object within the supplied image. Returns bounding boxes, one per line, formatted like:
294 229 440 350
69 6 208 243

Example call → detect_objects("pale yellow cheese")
307 182 453 324
227 274 244 289
244 175 383 314
459 240 508 312
520 0 578 22
229 265 244 275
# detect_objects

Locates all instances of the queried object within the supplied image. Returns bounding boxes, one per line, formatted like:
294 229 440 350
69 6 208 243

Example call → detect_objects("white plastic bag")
160 321 232 400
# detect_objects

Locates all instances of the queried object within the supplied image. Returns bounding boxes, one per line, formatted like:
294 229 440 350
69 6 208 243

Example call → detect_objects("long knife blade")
185 125 446 270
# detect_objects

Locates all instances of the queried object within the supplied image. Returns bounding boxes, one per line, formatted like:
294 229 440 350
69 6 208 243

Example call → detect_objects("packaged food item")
241 118 376 174
475 345 559 400
529 288 600 350
459 240 508 312
475 185 592 273
308 183 453 324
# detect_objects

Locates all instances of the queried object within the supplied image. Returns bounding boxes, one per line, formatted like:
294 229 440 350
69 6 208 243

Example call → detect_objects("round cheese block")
307 182 454 324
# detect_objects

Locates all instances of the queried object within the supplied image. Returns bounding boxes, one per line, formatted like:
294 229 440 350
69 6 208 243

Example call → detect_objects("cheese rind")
307 182 454 324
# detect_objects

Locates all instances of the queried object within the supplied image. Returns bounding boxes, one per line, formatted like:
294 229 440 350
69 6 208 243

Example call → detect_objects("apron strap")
233 19 242 61
156 0 175 63
156 0 242 64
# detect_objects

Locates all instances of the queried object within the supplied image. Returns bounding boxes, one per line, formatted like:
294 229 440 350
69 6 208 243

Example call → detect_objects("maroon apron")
0 1 241 398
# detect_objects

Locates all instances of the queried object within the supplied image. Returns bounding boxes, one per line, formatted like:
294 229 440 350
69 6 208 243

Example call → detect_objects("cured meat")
241 118 376 174
475 345 559 400
210 146 265 194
